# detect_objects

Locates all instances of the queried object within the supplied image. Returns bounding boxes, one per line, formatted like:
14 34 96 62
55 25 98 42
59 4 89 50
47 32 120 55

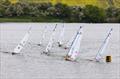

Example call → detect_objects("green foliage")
82 5 106 23
0 8 4 17
69 7 83 22
0 1 120 23
118 14 120 22
106 7 120 22
53 3 71 19
0 0 11 17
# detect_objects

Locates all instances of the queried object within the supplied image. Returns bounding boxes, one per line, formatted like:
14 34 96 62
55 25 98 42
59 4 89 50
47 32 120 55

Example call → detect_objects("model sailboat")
65 26 83 49
12 26 32 55
95 28 113 61
65 26 83 61
43 24 57 55
58 24 65 47
38 26 47 46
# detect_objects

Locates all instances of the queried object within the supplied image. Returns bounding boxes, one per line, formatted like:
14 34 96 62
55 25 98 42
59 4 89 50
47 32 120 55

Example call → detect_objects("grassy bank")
0 16 63 22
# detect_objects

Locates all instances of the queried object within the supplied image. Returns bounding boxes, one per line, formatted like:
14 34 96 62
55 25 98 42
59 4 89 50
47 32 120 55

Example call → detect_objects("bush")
69 6 83 22
0 8 4 17
0 0 119 23
118 14 120 22
0 0 11 17
5 2 24 16
47 6 56 16
53 3 71 18
29 4 40 17
82 5 106 23
106 7 120 18
106 7 120 23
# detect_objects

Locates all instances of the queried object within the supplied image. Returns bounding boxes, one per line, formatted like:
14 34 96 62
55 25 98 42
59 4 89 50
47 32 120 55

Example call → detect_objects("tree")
69 6 83 22
82 5 106 23
47 6 56 16
5 4 14 16
106 7 120 22
17 1 30 16
106 7 117 17
14 3 24 16
37 3 52 11
0 0 11 17
29 4 40 17
0 5 5 17
53 3 71 18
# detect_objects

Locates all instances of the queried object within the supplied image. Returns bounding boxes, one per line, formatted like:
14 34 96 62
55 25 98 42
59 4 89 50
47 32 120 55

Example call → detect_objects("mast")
95 28 113 61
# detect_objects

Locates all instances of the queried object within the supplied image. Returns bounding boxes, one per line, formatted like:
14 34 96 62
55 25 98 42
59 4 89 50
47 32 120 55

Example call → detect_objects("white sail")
95 28 113 61
39 26 47 45
67 26 83 57
44 24 57 53
71 32 83 60
13 27 32 54
58 24 65 46
66 34 75 48
66 26 82 48
45 35 54 53
67 33 79 56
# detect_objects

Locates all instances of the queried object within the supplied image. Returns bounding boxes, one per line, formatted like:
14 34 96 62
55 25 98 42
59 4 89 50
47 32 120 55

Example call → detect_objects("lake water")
0 23 120 79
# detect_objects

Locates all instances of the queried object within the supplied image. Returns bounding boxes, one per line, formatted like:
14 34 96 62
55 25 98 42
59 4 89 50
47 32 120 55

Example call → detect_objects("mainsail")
70 30 83 60
39 26 47 45
65 26 83 61
44 24 57 53
95 28 113 61
13 26 32 54
58 24 65 46
65 26 82 49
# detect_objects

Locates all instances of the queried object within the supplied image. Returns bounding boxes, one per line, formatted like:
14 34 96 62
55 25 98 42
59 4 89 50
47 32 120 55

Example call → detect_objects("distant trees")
0 0 11 17
82 5 106 23
68 6 83 22
0 7 4 17
5 3 25 16
106 7 120 22
0 0 120 23
54 3 71 18
118 15 120 22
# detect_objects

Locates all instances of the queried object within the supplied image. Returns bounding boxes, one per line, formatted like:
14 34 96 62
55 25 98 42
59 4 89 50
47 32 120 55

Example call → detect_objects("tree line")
0 0 120 23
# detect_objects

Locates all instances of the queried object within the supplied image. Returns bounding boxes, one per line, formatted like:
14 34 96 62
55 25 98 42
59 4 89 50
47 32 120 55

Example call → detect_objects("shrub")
53 3 71 18
106 7 120 22
0 0 119 23
82 5 106 23
69 6 83 22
